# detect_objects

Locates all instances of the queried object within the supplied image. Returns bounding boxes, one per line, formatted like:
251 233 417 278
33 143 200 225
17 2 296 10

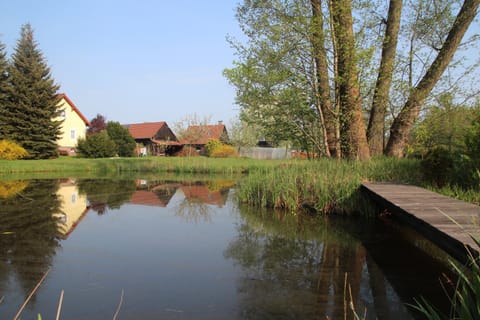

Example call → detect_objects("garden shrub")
76 132 117 158
0 140 29 160
205 139 222 157
210 144 238 158
174 146 200 157
421 147 454 188
422 147 479 189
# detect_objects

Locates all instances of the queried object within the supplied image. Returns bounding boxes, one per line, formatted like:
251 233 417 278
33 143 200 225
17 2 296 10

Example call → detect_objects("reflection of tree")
77 179 136 214
175 199 212 223
224 207 417 319
175 181 232 223
0 179 61 299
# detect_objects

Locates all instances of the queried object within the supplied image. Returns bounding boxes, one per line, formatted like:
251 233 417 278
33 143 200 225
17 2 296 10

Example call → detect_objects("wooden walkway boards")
361 182 480 264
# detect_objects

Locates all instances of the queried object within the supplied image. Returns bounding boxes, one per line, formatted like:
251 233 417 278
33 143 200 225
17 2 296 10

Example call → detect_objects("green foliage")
0 140 29 160
0 41 8 111
77 179 136 214
465 107 480 167
410 95 475 157
76 132 116 158
205 138 222 156
106 121 136 157
0 24 61 159
237 157 424 213
421 147 479 189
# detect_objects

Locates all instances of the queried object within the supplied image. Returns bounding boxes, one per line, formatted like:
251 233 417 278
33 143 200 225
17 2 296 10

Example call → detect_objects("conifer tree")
0 41 10 137
3 24 61 159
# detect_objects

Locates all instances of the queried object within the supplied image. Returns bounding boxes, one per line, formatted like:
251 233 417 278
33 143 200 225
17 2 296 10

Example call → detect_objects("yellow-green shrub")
0 140 29 160
210 144 238 158
205 139 222 157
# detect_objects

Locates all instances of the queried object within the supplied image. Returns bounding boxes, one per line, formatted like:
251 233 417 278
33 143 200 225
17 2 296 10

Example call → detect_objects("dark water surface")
0 178 453 319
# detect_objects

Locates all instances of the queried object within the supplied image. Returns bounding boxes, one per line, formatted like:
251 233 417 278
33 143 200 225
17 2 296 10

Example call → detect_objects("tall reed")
412 239 480 319
236 158 423 214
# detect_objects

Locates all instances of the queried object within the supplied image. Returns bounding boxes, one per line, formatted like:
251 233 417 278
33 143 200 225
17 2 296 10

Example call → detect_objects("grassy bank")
0 156 277 176
1 156 477 213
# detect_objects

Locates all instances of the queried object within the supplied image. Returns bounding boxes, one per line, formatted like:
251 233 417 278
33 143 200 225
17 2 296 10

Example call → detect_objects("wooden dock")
361 182 480 264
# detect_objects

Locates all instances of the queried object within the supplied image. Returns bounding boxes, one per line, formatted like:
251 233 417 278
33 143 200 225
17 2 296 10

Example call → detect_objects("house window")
59 110 66 118
70 129 76 140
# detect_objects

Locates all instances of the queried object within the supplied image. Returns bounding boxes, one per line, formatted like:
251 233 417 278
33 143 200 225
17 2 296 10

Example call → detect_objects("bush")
205 139 222 156
210 144 238 158
0 140 29 160
76 132 117 158
174 146 200 157
106 121 136 157
422 147 479 189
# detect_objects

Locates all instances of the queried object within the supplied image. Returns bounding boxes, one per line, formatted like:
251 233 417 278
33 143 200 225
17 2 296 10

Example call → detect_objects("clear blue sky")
0 0 243 127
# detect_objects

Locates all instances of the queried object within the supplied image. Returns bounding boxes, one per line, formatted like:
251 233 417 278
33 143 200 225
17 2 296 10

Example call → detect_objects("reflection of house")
129 181 179 207
55 94 91 156
123 122 181 156
181 123 228 154
54 179 90 238
180 184 228 207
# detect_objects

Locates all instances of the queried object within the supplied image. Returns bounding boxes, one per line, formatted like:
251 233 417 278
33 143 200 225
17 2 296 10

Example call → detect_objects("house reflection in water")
54 179 90 239
180 183 230 207
128 180 179 207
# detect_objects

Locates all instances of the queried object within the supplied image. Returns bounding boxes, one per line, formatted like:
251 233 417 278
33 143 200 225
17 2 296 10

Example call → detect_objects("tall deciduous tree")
2 24 61 159
386 0 480 157
367 0 402 156
330 0 370 159
310 0 340 158
226 0 479 159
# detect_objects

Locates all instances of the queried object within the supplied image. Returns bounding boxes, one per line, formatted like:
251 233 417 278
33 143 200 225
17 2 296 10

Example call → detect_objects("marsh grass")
236 158 424 214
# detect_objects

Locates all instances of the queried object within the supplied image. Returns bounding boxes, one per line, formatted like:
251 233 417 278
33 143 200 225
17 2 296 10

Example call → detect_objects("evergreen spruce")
4 24 61 159
0 41 10 138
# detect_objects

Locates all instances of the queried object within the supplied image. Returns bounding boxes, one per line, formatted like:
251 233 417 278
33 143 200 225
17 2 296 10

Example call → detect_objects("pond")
0 178 454 319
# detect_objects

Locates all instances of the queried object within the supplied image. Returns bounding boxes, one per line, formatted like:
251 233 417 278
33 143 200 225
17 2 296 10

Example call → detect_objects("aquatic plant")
412 245 480 319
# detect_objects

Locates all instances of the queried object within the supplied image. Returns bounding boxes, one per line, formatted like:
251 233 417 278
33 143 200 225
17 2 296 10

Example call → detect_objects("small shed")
123 122 181 156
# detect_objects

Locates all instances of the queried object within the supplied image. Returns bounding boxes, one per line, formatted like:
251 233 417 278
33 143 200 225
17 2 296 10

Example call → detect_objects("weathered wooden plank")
361 182 480 264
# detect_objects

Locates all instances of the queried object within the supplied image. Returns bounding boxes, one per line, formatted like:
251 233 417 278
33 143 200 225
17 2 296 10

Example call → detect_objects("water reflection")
77 179 137 214
225 206 415 320
0 178 452 319
55 179 90 238
0 180 61 299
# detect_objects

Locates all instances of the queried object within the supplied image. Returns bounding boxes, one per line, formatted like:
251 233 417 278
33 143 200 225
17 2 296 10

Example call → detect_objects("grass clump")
236 157 424 214
412 239 480 319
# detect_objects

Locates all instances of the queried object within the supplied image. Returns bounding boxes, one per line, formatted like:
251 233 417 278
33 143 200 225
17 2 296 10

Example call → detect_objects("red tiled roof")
180 185 226 207
58 93 91 126
181 124 227 145
129 190 168 207
123 122 167 139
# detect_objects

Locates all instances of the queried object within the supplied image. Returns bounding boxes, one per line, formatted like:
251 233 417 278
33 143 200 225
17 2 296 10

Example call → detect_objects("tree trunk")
330 0 370 160
386 0 480 157
310 0 340 158
367 0 402 156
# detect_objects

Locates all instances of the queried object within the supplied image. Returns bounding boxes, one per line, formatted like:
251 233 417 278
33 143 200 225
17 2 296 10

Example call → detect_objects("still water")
0 178 453 319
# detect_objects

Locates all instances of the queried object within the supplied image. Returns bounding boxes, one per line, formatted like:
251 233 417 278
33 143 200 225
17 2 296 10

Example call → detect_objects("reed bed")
236 157 424 214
